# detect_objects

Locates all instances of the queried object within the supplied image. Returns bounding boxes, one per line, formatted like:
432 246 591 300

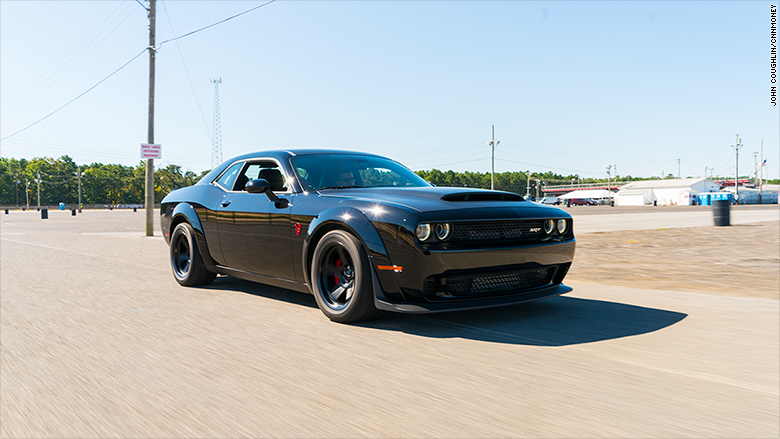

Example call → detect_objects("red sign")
141 143 161 159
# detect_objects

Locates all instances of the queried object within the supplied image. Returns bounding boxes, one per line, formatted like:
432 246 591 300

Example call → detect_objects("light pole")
731 135 742 204
36 171 41 210
76 166 83 212
606 165 613 207
488 125 499 190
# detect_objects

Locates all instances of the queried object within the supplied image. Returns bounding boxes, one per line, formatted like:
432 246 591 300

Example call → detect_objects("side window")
238 162 288 192
215 162 244 190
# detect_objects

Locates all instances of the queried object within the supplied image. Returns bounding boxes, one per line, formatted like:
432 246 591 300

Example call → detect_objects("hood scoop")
442 192 524 202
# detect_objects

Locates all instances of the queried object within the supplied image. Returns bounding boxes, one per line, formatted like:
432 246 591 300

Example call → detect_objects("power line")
156 0 277 50
0 49 148 142
0 2 129 112
160 0 212 145
1 3 138 117
1 1 278 144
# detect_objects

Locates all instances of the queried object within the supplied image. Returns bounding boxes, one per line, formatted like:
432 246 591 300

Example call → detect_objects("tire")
170 222 217 286
311 230 380 323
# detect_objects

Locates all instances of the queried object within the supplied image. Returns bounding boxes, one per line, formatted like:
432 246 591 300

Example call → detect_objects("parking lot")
1 206 778 438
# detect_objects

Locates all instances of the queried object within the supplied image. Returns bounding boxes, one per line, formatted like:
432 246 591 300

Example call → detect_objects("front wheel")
311 230 380 323
170 222 217 286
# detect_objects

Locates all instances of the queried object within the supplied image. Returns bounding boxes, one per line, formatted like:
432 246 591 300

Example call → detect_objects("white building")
615 178 720 206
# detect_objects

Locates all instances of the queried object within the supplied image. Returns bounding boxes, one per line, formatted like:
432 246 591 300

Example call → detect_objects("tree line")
0 156 208 206
413 169 671 195
2 155 775 206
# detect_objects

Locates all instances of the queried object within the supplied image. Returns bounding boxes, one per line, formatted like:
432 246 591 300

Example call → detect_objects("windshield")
290 154 431 191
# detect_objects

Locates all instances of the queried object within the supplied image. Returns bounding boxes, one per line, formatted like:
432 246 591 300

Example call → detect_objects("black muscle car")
161 150 576 323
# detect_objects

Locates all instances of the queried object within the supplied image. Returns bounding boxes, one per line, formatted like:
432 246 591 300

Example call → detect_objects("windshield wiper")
317 185 362 190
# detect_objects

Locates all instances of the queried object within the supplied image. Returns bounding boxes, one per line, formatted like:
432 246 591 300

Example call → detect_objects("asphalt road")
1 208 778 438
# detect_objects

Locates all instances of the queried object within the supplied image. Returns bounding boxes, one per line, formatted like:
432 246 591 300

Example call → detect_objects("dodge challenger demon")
161 150 576 323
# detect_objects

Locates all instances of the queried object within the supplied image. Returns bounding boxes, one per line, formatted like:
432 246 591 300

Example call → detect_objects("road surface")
1 208 777 438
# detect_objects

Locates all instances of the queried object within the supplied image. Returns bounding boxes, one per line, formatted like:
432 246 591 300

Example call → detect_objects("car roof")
228 149 387 162
198 149 401 186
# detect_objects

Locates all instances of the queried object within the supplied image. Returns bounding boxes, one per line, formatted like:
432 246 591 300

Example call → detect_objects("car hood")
318 187 570 220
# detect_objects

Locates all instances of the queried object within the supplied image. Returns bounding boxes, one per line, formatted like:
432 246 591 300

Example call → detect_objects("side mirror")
245 178 270 195
245 178 287 207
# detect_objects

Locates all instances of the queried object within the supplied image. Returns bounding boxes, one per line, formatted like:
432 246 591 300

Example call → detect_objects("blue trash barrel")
713 199 730 226
59 202 65 210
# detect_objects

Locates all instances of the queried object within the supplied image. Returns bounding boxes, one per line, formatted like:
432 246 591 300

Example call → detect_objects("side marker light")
377 265 403 273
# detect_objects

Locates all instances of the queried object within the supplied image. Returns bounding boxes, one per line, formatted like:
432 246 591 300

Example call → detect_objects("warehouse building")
615 178 720 206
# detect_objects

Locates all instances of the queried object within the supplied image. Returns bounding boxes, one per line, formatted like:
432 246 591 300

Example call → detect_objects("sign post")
145 0 156 237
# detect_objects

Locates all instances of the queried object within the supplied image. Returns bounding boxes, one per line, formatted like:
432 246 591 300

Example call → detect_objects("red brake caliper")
335 259 342 285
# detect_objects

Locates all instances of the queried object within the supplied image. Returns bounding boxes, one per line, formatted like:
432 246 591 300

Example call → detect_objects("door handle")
221 200 231 207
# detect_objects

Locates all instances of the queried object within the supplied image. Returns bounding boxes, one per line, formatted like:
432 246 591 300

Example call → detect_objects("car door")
215 160 295 281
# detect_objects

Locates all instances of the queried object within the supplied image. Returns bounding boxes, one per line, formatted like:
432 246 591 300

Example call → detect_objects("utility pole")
25 179 29 208
759 140 764 203
145 0 156 236
606 165 612 207
677 158 681 179
488 125 499 190
77 166 82 213
526 171 530 197
731 135 742 204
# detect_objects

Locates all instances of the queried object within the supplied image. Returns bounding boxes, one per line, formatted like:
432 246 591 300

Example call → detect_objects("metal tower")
210 77 223 168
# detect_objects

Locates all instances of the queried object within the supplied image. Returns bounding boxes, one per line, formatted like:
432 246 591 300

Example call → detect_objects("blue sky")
1 1 778 180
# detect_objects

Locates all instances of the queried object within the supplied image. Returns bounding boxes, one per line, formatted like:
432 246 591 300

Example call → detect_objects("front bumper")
374 283 572 313
370 237 576 313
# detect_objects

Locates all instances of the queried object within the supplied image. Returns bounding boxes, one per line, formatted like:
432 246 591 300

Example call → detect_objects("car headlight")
557 219 567 234
543 219 554 235
416 223 431 241
435 223 451 241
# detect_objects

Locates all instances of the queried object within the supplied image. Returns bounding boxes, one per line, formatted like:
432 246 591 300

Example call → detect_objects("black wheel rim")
172 232 191 278
317 243 355 310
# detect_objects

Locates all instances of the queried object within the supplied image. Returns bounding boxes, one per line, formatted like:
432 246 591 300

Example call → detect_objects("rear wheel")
170 222 217 286
311 230 380 323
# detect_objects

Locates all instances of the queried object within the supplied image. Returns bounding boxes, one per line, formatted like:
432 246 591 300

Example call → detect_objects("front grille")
423 266 556 299
451 220 545 242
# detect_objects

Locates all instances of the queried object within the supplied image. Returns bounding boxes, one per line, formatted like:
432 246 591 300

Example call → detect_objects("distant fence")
1 204 160 211
542 181 629 194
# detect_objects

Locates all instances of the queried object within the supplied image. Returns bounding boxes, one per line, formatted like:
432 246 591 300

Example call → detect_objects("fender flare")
302 206 390 287
171 203 217 273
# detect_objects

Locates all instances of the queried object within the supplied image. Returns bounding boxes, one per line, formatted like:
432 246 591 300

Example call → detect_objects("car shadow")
201 276 319 309
202 277 687 346
360 296 687 346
